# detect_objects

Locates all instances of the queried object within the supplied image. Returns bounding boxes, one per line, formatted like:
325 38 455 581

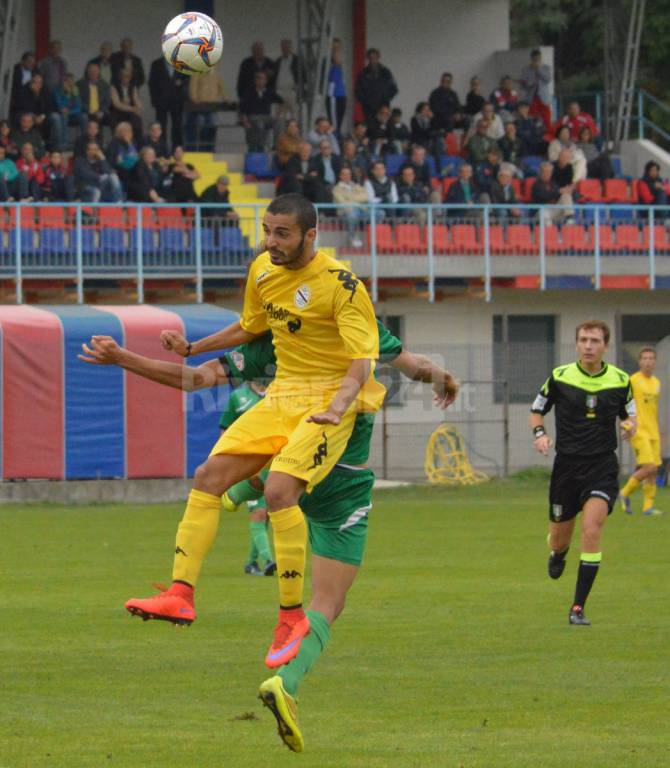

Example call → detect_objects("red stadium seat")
396 223 426 254
444 132 460 155
450 223 481 254
507 223 537 254
9 205 38 228
38 206 66 228
561 224 591 252
156 207 187 229
616 224 645 252
603 179 633 204
99 206 127 229
590 224 620 252
367 223 396 254
511 178 523 200
543 224 562 253
127 207 158 229
487 224 512 254
643 224 670 253
442 177 458 197
431 224 450 254
577 179 604 203
522 177 536 203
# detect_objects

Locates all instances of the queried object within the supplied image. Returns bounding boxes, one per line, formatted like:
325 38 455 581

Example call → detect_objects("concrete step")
216 152 244 172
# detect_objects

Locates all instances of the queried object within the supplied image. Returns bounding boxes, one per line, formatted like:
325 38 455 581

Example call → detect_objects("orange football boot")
265 608 311 668
125 582 196 626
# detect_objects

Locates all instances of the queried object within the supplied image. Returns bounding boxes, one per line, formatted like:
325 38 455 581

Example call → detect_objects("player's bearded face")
263 213 312 266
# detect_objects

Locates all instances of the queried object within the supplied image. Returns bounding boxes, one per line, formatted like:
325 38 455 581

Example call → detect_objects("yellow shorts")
631 434 661 466
210 394 358 491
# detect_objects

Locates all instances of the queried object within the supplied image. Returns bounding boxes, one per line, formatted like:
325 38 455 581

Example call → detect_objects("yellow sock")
621 476 640 497
643 481 657 512
172 489 221 586
269 505 307 608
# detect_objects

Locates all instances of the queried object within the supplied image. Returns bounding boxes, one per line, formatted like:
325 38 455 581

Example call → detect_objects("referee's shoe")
569 605 591 625
548 550 568 579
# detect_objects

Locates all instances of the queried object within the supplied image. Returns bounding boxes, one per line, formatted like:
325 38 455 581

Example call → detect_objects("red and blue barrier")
0 304 238 480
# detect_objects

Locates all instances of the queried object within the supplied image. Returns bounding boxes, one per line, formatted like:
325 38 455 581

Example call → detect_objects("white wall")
366 0 510 119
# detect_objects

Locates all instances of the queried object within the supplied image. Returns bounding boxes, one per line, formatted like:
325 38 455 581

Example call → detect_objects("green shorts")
299 466 374 566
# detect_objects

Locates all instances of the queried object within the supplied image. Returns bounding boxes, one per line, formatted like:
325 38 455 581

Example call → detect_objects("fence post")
194 205 203 303
427 204 434 303
483 205 491 301
539 206 546 291
136 205 144 304
638 90 644 140
501 316 510 478
370 205 378 303
649 207 656 290
14 204 22 304
75 205 84 304
593 205 600 291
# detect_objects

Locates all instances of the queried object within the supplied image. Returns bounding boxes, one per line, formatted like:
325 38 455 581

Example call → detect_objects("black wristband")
185 342 192 358
533 425 546 439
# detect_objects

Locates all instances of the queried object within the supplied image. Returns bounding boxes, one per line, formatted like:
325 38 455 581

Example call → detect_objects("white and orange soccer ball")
161 12 223 75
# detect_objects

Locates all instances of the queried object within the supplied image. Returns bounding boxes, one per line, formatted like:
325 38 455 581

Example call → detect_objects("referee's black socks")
573 552 602 608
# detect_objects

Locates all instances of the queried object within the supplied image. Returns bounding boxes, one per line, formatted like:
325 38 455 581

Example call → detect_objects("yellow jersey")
240 249 385 411
630 371 661 439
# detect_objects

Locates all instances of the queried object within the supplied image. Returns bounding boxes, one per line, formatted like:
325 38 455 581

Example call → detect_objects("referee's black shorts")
548 452 619 522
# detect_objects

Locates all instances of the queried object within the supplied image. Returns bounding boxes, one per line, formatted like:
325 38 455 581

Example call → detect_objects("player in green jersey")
218 380 276 576
79 320 458 752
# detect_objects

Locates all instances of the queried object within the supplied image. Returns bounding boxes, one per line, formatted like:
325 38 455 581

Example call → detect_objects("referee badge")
294 285 311 309
552 504 563 521
586 394 597 418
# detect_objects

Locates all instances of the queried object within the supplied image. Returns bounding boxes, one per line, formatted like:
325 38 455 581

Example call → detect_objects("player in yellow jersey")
620 347 663 516
123 194 385 668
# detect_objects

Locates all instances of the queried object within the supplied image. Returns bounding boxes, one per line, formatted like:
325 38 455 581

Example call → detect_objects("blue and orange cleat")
643 507 664 516
265 608 310 668
125 583 196 626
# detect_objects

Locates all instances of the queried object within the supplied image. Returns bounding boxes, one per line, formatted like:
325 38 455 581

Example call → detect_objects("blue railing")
0 201 668 304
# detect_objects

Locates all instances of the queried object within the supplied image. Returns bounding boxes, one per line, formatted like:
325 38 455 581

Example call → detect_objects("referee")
530 320 636 625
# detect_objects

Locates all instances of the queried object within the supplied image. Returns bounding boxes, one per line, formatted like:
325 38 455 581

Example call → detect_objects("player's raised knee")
264 475 302 511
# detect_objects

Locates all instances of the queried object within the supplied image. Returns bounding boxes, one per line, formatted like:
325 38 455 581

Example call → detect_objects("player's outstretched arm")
160 320 261 358
390 350 459 409
307 358 372 425
79 335 229 391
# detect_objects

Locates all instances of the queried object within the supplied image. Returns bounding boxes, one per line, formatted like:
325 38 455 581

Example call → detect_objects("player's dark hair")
267 194 317 234
638 346 656 359
575 320 610 344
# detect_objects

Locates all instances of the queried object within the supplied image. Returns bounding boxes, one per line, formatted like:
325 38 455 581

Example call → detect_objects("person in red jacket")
556 101 599 141
16 141 45 198
637 161 668 206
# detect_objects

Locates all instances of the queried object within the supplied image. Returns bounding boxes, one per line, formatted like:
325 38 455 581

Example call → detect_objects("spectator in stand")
515 100 545 157
240 70 283 152
88 42 114 84
78 63 111 128
277 141 314 197
464 76 486 118
74 140 123 202
148 55 188 149
637 161 668 207
10 52 36 121
276 119 302 168
355 48 398 124
367 104 392 157
347 121 371 158
11 113 46 158
490 75 519 121
389 108 411 155
199 175 239 222
327 38 347 136
530 159 569 223
490 166 521 221
128 146 165 203
429 72 464 134
397 165 428 222
499 120 523 167
274 39 301 122
576 126 613 181
16 142 45 199
365 160 398 214
332 166 368 247
110 69 143 139
42 150 75 201
341 139 368 185
307 115 340 156
519 48 552 131
110 38 145 88
465 119 498 166
0 145 29 200
551 150 575 219
186 66 233 151
445 162 483 215
401 144 441 204
556 101 599 142
0 120 19 160
236 41 275 101
14 74 49 132
163 146 201 203
467 102 504 141
474 147 502 201
38 40 67 92
141 122 170 165
548 124 586 183
51 72 87 151
74 119 103 157
410 101 437 152
309 139 342 203
106 120 139 188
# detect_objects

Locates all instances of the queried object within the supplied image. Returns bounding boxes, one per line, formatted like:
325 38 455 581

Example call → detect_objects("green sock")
247 532 259 565
250 519 272 564
278 610 330 697
228 478 264 506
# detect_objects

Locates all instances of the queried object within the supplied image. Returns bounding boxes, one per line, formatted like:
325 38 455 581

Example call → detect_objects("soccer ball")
161 12 223 75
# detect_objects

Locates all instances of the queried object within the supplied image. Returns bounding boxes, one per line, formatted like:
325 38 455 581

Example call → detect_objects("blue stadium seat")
129 228 159 255
159 227 187 254
100 227 128 256
219 226 248 255
440 155 463 176
384 154 407 177
81 228 99 256
244 152 276 178
9 229 36 257
198 227 217 256
521 156 544 176
40 228 68 257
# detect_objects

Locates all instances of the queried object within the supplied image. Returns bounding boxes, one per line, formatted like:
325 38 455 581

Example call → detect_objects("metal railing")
1 201 668 304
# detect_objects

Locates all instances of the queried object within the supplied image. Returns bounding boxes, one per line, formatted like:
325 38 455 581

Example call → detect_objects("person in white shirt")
274 39 300 121
467 102 505 142
365 159 398 220
307 116 340 156
332 166 368 247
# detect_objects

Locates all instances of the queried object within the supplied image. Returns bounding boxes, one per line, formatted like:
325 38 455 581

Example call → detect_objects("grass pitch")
1 478 668 768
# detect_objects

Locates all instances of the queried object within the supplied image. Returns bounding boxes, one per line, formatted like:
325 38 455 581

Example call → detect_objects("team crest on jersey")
231 350 245 371
586 394 597 409
294 284 311 309
552 504 563 520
